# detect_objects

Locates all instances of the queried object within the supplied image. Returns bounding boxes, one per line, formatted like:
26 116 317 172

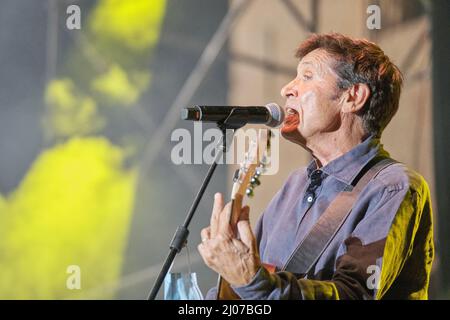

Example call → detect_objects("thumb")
238 205 250 222
237 206 257 252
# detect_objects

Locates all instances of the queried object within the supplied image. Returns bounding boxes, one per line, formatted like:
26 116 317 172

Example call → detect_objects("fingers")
200 227 210 242
217 201 233 236
210 193 224 238
197 242 211 268
237 206 257 253
238 205 250 222
210 193 253 243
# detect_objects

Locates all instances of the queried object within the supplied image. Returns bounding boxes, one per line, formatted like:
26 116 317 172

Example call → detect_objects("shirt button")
310 170 322 184
307 195 314 203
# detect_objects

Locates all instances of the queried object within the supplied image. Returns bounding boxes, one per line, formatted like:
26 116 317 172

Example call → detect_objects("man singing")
198 33 434 300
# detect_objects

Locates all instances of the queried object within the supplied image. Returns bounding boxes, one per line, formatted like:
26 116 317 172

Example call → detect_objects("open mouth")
282 107 300 133
285 107 298 116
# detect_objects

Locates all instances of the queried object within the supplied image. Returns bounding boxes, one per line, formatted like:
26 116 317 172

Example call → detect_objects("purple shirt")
208 136 434 299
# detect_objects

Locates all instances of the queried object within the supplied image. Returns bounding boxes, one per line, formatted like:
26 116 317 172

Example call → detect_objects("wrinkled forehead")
297 48 338 75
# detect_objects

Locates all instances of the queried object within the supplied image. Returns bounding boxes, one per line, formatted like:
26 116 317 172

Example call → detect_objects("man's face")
280 48 344 147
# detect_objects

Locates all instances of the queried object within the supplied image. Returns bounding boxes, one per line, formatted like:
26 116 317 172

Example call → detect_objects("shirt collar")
306 135 389 185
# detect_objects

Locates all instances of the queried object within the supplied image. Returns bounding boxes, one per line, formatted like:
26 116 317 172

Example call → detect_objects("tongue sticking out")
281 108 300 134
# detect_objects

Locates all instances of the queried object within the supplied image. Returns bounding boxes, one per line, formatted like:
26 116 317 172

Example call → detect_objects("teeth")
286 107 298 115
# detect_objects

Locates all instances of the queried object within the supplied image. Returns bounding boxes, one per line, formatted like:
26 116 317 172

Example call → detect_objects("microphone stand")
147 118 244 300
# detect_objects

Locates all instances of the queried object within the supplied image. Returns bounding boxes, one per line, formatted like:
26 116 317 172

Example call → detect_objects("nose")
280 78 298 98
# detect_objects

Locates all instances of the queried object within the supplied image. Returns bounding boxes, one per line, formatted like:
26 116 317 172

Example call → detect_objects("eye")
302 73 312 80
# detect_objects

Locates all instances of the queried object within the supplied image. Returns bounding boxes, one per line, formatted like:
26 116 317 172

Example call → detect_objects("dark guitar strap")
282 156 398 276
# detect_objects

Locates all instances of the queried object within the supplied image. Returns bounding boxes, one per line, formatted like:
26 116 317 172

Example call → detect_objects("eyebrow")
297 61 315 73
298 60 316 68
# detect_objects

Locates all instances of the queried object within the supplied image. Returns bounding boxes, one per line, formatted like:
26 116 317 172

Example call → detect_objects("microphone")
181 103 284 128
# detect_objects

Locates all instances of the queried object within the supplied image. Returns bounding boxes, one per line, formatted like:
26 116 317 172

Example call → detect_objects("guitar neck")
229 194 243 235
215 129 269 299
216 193 244 299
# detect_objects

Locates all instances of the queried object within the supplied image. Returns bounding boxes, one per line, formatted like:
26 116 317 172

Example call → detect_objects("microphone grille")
265 103 285 128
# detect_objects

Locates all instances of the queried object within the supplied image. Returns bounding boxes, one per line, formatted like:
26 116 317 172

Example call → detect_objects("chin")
281 129 306 147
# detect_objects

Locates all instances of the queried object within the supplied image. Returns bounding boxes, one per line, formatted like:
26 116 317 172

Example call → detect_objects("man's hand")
198 193 261 287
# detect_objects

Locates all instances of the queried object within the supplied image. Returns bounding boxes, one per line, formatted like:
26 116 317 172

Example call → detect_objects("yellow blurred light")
0 137 136 299
90 0 167 51
92 64 149 106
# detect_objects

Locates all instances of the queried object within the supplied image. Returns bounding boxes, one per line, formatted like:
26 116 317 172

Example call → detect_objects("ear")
341 83 370 114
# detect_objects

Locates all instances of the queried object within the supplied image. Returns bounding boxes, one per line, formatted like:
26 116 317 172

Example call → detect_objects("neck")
307 124 369 168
